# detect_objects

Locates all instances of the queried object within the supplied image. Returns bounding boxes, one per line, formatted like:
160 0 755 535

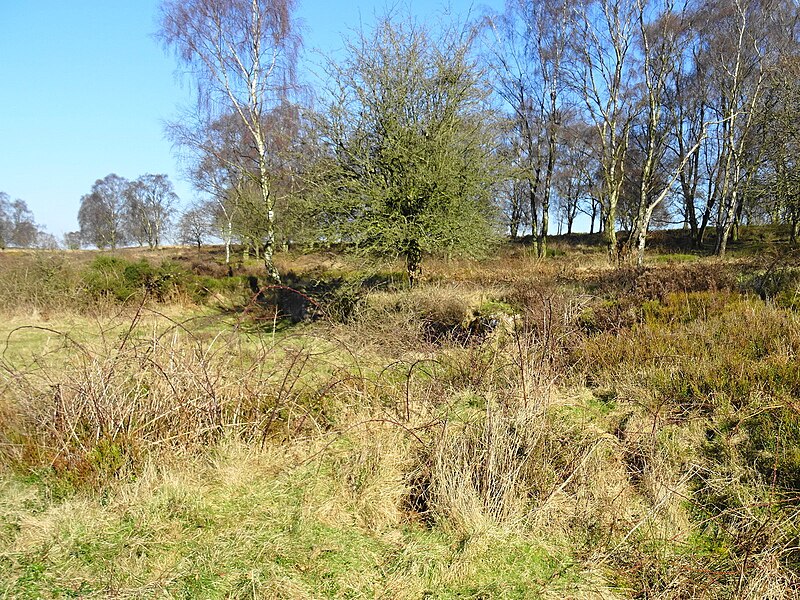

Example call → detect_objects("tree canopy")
78 174 178 250
311 16 500 284
0 193 41 249
159 0 301 281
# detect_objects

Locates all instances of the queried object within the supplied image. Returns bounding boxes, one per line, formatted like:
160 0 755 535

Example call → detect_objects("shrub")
272 271 376 323
0 252 85 312
0 315 357 488
746 261 800 309
83 256 189 302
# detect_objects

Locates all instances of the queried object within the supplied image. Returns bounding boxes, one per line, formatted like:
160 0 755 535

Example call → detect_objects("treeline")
0 192 56 250
489 0 800 263
72 173 178 250
93 0 800 276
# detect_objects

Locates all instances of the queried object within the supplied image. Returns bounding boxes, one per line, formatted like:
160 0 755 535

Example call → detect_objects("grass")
2 234 800 598
0 440 593 599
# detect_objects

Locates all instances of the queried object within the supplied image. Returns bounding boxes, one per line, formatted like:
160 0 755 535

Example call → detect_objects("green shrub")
83 256 190 302
748 264 800 309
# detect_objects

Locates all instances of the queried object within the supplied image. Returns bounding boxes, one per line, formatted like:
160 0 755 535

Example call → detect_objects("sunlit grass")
2 240 800 598
0 440 594 599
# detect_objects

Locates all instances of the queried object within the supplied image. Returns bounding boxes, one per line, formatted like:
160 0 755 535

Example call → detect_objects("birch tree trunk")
159 0 300 282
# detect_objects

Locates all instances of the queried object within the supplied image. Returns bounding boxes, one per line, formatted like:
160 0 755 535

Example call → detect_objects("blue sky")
0 1 500 239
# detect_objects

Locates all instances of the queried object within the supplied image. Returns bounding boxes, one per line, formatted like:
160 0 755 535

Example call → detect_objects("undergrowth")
1 246 799 598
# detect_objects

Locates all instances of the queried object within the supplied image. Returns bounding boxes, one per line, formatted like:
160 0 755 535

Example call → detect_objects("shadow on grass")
221 270 407 328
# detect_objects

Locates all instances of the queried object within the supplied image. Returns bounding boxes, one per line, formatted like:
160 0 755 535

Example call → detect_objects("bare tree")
78 174 129 250
670 22 710 247
63 231 83 250
9 200 39 247
530 0 573 257
758 56 800 241
556 120 597 235
0 193 9 250
700 0 797 255
498 176 529 240
170 113 246 264
624 0 682 263
485 7 543 248
159 0 301 281
0 193 41 249
35 232 60 250
177 201 214 248
570 0 639 260
625 0 716 264
124 174 178 249
485 0 573 256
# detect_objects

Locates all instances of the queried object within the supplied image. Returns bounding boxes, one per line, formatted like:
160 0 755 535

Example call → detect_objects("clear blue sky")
0 1 500 240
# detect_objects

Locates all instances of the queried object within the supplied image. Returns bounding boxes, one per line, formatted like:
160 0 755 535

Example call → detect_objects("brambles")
0 315 343 487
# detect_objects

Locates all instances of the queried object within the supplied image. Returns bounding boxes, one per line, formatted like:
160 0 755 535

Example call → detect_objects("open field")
1 232 800 598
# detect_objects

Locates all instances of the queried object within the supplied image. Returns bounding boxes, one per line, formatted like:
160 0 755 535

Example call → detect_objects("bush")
0 252 85 312
83 256 188 302
0 315 355 488
747 262 800 309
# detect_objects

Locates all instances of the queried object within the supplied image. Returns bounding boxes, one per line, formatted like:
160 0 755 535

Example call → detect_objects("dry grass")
0 306 364 489
1 243 800 597
0 431 612 598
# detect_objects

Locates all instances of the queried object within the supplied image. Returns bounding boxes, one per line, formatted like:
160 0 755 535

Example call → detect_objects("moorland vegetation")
3 0 800 595
0 228 799 598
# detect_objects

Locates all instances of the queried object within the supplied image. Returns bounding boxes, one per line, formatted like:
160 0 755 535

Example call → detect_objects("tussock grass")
0 437 601 598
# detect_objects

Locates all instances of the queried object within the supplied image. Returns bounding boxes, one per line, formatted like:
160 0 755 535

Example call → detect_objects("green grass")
0 442 587 599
